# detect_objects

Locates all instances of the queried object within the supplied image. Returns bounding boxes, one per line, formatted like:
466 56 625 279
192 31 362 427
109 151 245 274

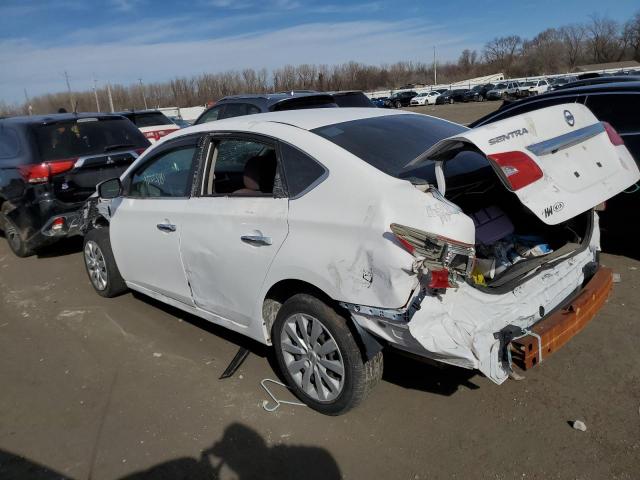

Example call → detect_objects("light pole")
139 78 148 110
433 46 437 85
92 76 101 112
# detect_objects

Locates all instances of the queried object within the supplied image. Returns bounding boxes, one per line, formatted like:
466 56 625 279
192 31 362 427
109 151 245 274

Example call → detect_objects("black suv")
383 91 418 108
0 113 150 256
470 81 640 250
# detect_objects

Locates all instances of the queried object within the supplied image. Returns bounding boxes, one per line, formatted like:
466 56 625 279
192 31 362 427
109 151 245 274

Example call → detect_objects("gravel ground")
0 102 638 480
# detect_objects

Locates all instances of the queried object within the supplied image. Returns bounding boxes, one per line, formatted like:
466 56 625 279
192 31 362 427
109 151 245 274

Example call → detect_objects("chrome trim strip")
526 122 605 156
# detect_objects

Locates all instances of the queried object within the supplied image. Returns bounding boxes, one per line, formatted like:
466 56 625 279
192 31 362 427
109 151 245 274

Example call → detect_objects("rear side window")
33 118 148 162
585 93 640 133
312 114 465 177
129 112 173 127
220 103 252 119
279 142 326 197
0 127 20 159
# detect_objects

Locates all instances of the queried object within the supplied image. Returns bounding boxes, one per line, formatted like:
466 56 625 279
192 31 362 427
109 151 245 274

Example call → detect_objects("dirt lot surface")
1 103 639 480
401 100 501 125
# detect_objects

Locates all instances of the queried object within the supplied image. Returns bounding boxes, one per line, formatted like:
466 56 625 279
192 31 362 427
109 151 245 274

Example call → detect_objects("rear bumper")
510 266 613 369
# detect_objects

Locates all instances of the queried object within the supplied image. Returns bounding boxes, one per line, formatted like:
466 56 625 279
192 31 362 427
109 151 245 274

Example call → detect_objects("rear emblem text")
488 128 529 145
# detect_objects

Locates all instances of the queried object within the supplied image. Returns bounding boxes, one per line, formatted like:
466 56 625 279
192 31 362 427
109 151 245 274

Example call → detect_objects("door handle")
241 235 272 246
157 223 177 233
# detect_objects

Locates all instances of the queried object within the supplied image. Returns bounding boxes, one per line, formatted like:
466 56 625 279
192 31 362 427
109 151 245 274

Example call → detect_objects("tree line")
2 11 639 117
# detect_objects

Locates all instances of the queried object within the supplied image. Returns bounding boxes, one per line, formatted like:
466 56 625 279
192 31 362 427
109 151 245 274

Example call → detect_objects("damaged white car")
81 105 639 415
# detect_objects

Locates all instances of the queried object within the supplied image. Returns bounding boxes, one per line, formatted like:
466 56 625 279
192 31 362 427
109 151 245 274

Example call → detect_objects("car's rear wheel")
0 211 33 258
83 227 127 298
449 98 454 104
273 293 383 415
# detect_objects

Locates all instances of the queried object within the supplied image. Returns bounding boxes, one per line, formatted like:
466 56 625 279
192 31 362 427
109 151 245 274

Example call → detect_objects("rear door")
422 103 640 225
180 134 289 326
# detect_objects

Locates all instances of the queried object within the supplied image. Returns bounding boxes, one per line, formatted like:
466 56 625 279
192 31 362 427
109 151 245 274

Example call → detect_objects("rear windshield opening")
126 112 174 127
34 118 149 162
312 114 466 177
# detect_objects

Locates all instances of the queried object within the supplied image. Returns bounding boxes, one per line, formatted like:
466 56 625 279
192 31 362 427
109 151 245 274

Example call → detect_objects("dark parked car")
463 83 494 102
0 113 150 256
194 92 338 125
383 91 418 108
553 75 640 91
470 81 640 253
435 89 469 104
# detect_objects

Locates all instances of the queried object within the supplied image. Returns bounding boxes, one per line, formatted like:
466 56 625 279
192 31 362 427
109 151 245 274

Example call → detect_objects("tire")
449 98 454 104
0 209 33 258
273 293 383 415
394 101 402 109
83 227 127 298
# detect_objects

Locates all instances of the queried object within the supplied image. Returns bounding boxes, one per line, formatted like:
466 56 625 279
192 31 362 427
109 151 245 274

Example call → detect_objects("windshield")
332 92 374 107
495 83 507 89
34 118 149 162
311 114 466 178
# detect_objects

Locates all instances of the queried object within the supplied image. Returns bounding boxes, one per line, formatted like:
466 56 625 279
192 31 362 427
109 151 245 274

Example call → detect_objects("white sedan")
409 91 440 106
82 106 638 414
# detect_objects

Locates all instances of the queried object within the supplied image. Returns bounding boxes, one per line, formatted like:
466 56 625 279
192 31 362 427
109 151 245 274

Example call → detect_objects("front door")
180 135 289 326
110 136 200 305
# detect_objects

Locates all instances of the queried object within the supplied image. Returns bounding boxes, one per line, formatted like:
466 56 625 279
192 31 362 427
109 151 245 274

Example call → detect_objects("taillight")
51 217 65 232
143 131 157 140
19 159 76 184
428 269 451 289
390 223 475 284
487 151 543 191
602 122 624 146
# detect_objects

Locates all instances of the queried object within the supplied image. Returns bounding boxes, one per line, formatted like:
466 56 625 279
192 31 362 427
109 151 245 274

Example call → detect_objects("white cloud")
0 20 473 104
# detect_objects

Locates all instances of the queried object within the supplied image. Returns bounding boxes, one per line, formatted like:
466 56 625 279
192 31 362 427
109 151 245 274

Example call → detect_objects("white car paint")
410 91 440 106
102 106 638 384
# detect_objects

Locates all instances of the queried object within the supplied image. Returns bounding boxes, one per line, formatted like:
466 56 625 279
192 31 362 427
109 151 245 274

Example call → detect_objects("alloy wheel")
280 313 345 402
4 222 22 252
84 240 108 291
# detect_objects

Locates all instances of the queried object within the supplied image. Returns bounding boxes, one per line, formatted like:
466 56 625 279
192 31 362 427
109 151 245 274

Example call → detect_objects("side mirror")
97 177 122 199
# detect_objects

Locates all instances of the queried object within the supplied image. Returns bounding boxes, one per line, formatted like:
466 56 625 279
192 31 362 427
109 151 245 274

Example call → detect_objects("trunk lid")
420 103 640 225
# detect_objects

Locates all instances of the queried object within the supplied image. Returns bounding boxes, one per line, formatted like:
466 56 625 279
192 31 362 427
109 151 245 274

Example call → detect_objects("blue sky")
0 0 638 104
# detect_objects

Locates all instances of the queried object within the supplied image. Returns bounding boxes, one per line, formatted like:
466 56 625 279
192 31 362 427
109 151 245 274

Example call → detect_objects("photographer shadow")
122 422 341 480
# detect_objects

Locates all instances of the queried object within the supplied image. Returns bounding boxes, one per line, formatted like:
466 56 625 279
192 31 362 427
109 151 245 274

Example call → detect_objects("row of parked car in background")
373 69 640 107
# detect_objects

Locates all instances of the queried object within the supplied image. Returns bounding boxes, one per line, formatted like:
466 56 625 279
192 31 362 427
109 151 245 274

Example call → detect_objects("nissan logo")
563 109 575 127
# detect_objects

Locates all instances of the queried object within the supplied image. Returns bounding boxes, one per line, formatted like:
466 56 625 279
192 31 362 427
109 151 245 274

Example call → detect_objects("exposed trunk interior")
443 162 592 290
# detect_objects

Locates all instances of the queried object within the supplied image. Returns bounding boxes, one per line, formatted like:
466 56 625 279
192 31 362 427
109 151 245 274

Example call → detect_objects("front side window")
202 138 279 196
129 145 197 198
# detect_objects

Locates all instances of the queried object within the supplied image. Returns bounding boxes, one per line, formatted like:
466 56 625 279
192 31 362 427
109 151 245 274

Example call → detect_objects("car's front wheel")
273 294 383 415
83 227 127 298
394 101 402 109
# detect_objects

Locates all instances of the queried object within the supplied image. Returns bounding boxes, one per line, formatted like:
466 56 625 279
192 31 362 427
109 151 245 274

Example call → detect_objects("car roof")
168 107 414 138
0 112 125 126
114 109 166 116
218 91 332 106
